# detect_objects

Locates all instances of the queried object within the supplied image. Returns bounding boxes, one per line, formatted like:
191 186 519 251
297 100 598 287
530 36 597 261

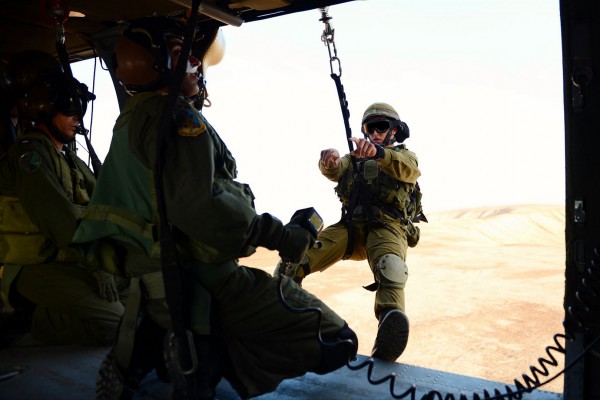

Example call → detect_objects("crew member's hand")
93 270 120 303
277 223 313 264
349 137 377 158
252 213 314 264
320 148 340 168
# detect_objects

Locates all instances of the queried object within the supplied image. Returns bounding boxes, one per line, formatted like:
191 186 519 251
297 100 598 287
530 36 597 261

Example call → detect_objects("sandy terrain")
240 204 566 394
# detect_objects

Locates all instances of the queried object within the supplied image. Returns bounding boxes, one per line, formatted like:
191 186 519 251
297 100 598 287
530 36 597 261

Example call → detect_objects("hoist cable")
319 7 356 171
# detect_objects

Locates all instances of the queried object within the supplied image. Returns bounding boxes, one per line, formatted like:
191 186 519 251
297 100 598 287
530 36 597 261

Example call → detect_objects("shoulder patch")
19 151 41 173
174 107 207 137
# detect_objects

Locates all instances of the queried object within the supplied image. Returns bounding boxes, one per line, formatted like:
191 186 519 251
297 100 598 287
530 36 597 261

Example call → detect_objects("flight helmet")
113 16 185 94
24 72 95 124
361 102 410 144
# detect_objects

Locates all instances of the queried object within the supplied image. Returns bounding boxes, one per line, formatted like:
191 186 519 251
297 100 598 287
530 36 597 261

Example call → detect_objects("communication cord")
278 269 599 399
310 10 600 398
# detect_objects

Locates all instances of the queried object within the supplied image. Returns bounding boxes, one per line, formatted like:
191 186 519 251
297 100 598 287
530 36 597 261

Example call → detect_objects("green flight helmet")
24 72 95 123
361 102 410 143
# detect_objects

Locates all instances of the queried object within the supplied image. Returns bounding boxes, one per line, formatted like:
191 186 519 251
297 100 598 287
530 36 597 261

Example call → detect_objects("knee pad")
313 324 358 375
376 254 408 288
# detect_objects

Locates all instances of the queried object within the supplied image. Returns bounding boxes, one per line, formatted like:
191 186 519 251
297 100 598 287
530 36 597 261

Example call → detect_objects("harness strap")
114 277 143 373
154 2 202 378
81 205 156 241
342 178 370 259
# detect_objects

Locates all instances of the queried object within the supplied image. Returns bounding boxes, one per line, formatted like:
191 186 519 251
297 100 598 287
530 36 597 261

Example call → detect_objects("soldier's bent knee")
376 254 408 289
313 324 358 375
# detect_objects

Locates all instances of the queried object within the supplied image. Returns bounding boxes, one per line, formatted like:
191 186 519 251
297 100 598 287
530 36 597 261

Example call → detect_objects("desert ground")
240 204 566 394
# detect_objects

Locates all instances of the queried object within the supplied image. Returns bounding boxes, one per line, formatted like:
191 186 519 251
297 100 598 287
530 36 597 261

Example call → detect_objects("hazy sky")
72 0 564 226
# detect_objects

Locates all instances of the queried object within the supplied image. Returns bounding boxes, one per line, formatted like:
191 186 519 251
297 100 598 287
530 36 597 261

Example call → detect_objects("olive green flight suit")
73 93 351 398
293 146 421 318
0 130 124 345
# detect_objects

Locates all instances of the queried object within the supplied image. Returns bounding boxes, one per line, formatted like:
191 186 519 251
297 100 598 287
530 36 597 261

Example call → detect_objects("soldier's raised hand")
320 148 340 168
349 137 377 158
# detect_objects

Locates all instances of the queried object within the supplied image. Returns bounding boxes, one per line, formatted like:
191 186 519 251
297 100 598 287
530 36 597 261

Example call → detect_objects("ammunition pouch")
0 196 47 265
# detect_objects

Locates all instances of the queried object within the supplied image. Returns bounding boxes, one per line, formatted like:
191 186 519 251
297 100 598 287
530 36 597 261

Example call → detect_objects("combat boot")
97 317 168 400
371 309 409 362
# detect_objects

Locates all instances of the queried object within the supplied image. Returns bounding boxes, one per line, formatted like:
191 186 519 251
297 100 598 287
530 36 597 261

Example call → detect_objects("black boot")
96 317 168 400
371 309 409 362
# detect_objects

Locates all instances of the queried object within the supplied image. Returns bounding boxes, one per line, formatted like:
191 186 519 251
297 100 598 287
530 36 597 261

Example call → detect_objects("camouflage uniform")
289 145 421 317
0 130 124 345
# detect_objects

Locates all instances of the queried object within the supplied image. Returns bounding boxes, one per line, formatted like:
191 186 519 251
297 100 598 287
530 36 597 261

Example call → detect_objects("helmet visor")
363 120 392 134
53 88 83 117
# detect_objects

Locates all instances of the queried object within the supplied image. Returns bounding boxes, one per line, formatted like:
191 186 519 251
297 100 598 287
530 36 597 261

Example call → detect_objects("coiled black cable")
276 259 600 400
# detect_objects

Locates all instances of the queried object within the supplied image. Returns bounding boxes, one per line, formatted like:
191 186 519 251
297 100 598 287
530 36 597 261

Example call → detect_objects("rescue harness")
318 8 426 260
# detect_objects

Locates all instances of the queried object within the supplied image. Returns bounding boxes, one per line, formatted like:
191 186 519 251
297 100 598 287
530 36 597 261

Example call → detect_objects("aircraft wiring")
86 54 97 161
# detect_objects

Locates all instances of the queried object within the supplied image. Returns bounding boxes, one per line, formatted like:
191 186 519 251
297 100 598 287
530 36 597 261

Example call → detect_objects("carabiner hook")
330 56 342 77
320 8 342 77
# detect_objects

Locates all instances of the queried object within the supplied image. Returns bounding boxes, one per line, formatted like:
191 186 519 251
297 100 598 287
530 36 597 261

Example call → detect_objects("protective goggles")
54 93 83 117
362 119 393 134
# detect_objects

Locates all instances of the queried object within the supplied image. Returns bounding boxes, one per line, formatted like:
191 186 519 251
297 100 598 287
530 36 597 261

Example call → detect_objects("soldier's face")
51 112 79 141
366 117 396 145
168 38 201 97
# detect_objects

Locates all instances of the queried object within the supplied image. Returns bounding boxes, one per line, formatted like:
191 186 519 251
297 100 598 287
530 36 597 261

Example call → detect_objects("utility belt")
350 204 408 225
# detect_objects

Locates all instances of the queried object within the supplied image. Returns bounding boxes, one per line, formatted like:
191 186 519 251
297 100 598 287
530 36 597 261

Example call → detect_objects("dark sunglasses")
363 120 392 134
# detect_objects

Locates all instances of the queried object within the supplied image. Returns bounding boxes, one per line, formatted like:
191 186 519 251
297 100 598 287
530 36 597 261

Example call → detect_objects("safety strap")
113 277 143 373
81 205 156 241
320 8 362 260
154 0 203 377
320 8 356 169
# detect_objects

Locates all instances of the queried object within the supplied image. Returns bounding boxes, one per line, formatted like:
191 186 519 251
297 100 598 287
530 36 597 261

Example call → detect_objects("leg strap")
114 277 143 372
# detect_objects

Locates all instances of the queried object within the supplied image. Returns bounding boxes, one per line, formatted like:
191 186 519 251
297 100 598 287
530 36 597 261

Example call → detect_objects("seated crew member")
73 16 359 399
0 69 124 346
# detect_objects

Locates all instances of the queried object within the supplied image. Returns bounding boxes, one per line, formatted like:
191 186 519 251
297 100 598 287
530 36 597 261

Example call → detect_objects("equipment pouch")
406 222 420 248
0 196 47 265
362 160 379 183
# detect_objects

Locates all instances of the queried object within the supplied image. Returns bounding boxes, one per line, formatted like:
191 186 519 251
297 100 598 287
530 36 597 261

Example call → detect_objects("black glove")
252 213 314 264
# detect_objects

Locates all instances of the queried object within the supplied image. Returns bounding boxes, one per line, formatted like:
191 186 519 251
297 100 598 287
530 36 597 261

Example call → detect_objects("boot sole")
371 310 409 362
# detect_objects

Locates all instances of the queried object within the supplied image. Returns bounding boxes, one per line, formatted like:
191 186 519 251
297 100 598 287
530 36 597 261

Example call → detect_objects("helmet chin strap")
382 129 396 146
191 74 209 111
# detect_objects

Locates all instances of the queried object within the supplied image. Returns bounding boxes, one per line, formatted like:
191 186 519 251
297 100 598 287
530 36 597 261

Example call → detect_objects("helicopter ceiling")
0 0 357 62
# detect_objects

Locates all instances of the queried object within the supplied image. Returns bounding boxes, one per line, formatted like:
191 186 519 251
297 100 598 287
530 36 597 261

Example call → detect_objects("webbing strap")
330 74 358 171
154 0 202 377
81 205 155 240
321 9 362 260
114 277 142 372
